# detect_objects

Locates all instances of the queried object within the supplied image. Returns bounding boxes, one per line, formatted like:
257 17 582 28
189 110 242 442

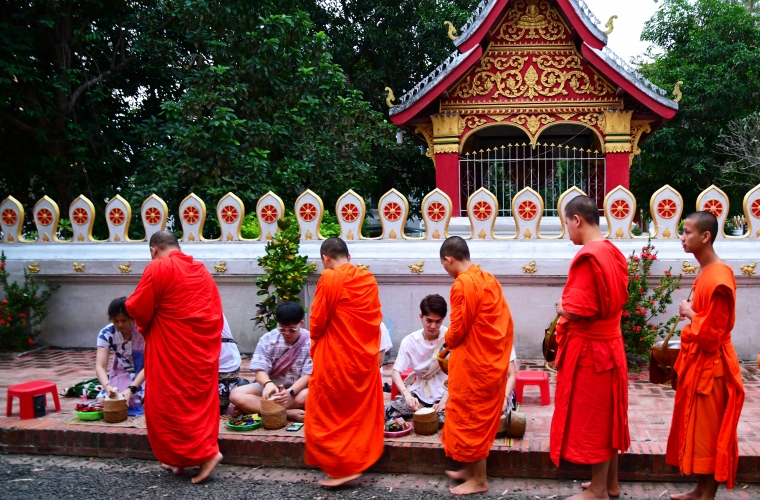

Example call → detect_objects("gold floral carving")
389 229 397 239
464 116 487 129
495 0 568 43
187 232 195 241
27 262 40 274
662 228 672 238
601 110 633 135
346 230 354 240
577 113 601 127
432 229 441 239
431 112 464 138
556 113 575 121
629 120 653 165
487 115 509 123
605 143 632 153
305 229 313 240
414 124 435 166
478 229 487 239
512 114 555 135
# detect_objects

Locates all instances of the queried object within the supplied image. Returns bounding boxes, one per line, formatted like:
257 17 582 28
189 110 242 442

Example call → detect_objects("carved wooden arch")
459 121 532 152
534 120 606 153
459 116 605 151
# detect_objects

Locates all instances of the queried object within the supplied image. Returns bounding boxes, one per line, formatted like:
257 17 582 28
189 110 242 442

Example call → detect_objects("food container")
226 414 263 431
261 397 287 430
76 410 104 421
384 421 413 437
497 411 526 438
413 407 439 435
103 393 128 423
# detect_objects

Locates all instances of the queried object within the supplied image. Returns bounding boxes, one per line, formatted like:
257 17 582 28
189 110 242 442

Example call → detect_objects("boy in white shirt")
386 295 449 423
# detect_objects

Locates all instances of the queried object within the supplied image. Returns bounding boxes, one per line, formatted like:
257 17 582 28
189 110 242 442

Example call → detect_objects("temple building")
389 0 679 216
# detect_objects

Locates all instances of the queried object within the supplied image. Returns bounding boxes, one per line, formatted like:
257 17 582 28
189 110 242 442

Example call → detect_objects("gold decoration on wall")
356 263 370 271
113 233 121 242
662 228 672 238
42 233 50 242
305 229 313 240
187 233 195 242
741 262 756 276
683 261 698 275
464 116 487 129
385 87 396 108
118 262 132 274
432 229 441 239
389 229 397 239
673 81 683 103
409 261 425 274
444 21 458 40
522 261 537 274
73 262 85 273
77 233 84 242
577 113 601 127
556 113 575 121
615 228 625 239
265 231 273 240
214 262 227 273
487 115 509 123
226 232 234 241
346 230 354 240
603 110 633 153
512 114 555 135
478 228 487 239
523 229 532 239
27 263 40 274
629 120 653 165
495 0 568 43
431 112 463 154
603 15 618 35
414 124 435 166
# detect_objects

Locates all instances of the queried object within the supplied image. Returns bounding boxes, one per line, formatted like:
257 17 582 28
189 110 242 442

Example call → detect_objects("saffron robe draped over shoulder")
550 240 629 467
304 263 384 478
666 263 744 489
125 250 223 468
442 265 513 462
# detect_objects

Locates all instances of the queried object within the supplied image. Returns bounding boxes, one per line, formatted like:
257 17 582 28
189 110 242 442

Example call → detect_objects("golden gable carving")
496 0 569 44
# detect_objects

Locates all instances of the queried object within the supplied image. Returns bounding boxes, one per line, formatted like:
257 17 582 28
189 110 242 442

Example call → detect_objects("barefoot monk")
126 231 224 484
439 236 513 495
304 238 385 487
667 212 745 500
551 196 630 500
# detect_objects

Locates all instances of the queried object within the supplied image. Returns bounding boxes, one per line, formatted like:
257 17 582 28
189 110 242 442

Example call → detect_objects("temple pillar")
601 110 633 192
431 112 464 215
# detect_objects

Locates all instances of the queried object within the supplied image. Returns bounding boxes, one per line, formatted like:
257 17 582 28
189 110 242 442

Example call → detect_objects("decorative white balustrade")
2 184 759 243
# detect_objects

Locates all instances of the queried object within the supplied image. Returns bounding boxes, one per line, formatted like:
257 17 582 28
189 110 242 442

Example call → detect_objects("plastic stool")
514 371 551 406
6 380 61 420
390 368 414 400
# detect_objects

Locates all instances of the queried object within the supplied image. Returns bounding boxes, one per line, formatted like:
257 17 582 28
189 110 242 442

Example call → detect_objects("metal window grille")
458 143 606 216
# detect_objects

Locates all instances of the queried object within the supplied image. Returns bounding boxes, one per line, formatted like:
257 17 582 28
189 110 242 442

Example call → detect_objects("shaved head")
440 236 470 262
149 230 179 251
320 237 349 259
685 211 718 244
565 196 599 226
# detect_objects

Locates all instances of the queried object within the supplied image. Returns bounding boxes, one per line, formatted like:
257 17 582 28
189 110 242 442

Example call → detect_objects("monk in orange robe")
126 231 224 484
439 236 513 496
304 237 384 487
551 196 629 500
667 212 745 500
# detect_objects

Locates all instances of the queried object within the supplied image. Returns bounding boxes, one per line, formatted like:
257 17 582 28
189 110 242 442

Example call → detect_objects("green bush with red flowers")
0 251 60 351
622 241 683 362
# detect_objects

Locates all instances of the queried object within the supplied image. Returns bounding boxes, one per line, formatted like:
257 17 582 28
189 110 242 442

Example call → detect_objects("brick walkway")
2 349 760 483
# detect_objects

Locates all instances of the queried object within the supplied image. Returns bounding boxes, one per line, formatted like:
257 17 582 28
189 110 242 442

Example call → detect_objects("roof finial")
444 21 458 41
603 15 618 35
385 87 396 108
673 81 684 103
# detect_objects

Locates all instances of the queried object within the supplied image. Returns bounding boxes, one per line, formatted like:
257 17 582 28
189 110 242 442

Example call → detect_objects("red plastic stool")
514 371 551 406
6 380 61 420
390 368 414 400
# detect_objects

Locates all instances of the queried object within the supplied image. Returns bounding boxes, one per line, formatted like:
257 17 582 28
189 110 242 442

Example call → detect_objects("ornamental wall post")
601 110 633 192
431 112 464 215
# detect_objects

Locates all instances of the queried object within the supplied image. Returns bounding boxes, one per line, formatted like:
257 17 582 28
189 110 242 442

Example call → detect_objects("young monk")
667 211 745 500
439 236 513 495
304 237 385 487
126 231 224 484
551 196 629 500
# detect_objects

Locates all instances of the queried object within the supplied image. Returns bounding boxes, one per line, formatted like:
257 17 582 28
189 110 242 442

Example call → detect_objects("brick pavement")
2 349 760 483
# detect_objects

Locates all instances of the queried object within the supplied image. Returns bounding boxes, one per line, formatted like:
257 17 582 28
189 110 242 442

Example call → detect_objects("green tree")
633 0 760 209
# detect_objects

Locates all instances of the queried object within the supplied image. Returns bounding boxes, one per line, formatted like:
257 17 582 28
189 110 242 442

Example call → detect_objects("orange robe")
304 262 384 477
126 250 223 468
550 240 629 467
442 264 513 462
666 263 744 488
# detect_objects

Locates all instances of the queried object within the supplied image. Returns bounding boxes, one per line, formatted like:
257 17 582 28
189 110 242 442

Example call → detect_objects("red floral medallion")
36 208 53 226
383 202 402 222
1 208 17 226
260 205 278 224
610 200 630 220
109 208 125 226
473 201 492 221
220 205 239 224
427 202 446 222
518 200 538 220
183 206 200 225
299 203 317 222
144 207 162 225
703 199 723 218
341 203 359 223
72 207 89 226
752 199 760 219
657 198 677 219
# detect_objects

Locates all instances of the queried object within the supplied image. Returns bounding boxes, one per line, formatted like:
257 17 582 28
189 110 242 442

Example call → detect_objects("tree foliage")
633 0 760 210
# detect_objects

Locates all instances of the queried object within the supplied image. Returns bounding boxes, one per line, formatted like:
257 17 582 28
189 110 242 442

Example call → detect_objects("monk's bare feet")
286 409 305 422
670 488 703 500
445 468 474 481
566 489 609 500
318 473 362 487
191 452 223 484
161 463 185 475
449 478 488 495
581 481 620 497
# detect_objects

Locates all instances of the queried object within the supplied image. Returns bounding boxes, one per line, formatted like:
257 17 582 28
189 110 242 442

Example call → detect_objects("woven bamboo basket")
507 411 526 438
261 398 287 430
103 394 128 423
413 408 438 436
497 414 509 435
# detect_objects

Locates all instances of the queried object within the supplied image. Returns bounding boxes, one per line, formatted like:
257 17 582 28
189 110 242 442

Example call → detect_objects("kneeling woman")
95 297 145 407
